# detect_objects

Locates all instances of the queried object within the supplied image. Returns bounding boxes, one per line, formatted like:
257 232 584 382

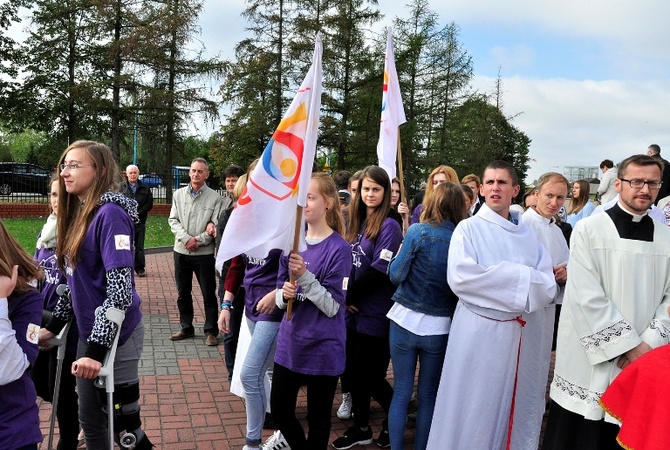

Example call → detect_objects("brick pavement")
38 250 416 449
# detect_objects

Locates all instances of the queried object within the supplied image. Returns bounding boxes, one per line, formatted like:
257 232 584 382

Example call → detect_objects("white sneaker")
337 392 353 420
264 430 290 450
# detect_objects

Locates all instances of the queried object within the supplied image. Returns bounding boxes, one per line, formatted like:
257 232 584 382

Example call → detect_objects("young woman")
267 173 352 450
390 178 410 234
38 140 153 449
410 165 459 225
0 221 44 450
460 183 476 216
30 174 80 450
332 166 403 450
219 247 283 450
387 182 465 450
566 179 596 227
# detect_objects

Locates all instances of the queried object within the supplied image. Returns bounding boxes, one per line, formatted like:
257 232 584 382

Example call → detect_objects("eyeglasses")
618 178 663 189
60 163 92 171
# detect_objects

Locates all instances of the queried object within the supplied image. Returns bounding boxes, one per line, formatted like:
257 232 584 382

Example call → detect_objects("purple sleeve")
370 218 403 274
98 205 135 271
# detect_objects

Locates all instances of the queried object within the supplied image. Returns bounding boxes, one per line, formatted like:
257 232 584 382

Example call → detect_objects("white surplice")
426 204 557 450
550 206 670 422
507 207 570 450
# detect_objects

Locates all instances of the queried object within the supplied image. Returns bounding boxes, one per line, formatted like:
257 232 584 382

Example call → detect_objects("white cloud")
489 45 534 72
471 75 670 182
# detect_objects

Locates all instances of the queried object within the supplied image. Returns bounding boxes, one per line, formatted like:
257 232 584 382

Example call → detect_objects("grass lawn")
3 215 174 253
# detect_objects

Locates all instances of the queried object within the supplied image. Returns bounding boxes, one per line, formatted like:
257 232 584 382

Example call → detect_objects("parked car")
0 162 52 196
138 173 164 188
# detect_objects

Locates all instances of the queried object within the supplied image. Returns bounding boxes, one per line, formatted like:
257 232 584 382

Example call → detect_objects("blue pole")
133 114 138 165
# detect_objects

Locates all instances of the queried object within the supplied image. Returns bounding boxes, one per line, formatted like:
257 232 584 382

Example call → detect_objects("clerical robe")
550 204 670 422
510 207 570 450
426 204 557 450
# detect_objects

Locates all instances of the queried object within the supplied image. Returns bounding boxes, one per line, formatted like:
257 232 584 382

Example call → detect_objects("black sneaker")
332 426 373 450
376 427 390 448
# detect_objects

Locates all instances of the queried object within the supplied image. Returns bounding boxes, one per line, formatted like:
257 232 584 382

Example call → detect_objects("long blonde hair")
57 140 120 269
0 221 43 293
311 172 345 236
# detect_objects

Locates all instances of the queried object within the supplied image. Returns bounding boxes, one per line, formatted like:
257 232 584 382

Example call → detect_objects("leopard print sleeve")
88 266 133 349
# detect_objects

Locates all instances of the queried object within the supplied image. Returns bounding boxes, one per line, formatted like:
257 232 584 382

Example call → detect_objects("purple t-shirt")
35 246 64 311
35 245 79 354
410 203 424 225
349 217 402 337
1 289 43 449
274 233 352 376
65 203 142 344
243 249 283 322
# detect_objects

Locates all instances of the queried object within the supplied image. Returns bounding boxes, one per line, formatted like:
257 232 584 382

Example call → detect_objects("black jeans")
348 329 393 429
270 362 339 450
174 252 218 336
134 221 146 272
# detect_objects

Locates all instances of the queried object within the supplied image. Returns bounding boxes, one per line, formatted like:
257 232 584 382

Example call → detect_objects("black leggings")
348 329 393 429
270 362 338 450
30 348 80 450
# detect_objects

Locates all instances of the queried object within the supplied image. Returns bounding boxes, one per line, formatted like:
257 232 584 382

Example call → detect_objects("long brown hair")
311 172 345 236
568 179 590 215
0 221 43 293
346 166 392 242
422 182 467 226
57 140 120 269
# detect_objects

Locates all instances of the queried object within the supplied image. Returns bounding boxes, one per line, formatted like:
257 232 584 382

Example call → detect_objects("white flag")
376 27 407 181
216 34 323 269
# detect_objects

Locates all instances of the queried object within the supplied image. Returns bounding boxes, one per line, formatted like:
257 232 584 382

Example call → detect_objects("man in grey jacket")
168 157 223 346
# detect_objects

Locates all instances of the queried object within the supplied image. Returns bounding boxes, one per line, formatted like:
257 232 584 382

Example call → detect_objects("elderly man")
120 164 153 277
544 154 670 449
427 160 557 449
169 158 223 346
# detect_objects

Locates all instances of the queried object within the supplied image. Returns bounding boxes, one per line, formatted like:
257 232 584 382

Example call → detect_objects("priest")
544 154 670 449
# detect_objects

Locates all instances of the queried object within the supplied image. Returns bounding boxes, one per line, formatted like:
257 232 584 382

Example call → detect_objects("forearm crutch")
45 318 72 450
94 307 126 450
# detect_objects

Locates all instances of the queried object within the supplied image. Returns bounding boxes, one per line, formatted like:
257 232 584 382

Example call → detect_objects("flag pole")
286 205 303 320
396 133 406 205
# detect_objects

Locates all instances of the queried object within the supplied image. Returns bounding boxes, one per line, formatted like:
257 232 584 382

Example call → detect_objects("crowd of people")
2 140 670 450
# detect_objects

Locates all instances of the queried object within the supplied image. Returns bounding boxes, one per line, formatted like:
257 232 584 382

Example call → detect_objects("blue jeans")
388 321 448 450
240 318 280 445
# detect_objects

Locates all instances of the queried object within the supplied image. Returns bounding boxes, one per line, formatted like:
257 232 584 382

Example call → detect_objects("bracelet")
221 301 232 310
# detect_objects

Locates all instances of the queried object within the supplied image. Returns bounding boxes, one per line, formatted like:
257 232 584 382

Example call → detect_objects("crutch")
94 307 126 450
44 284 72 450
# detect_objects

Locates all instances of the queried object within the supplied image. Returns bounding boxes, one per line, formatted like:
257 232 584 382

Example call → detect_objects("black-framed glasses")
60 163 93 171
618 178 663 189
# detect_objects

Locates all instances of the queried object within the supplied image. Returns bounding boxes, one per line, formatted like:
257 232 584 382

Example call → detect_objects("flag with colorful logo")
216 34 323 268
376 27 406 181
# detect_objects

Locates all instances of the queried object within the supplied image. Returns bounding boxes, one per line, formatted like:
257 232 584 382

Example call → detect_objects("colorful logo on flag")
239 102 308 205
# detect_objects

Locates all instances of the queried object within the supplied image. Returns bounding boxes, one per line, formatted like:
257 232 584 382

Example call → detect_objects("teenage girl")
39 140 153 449
0 221 44 450
269 173 352 450
31 174 80 449
332 166 403 449
387 182 466 450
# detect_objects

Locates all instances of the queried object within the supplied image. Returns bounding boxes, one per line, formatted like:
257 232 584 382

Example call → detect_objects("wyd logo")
238 102 308 206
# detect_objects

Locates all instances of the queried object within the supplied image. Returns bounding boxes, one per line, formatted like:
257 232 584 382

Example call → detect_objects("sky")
10 0 670 183
202 0 670 183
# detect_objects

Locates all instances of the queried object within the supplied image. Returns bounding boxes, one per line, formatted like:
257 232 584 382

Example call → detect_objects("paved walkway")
38 250 414 449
